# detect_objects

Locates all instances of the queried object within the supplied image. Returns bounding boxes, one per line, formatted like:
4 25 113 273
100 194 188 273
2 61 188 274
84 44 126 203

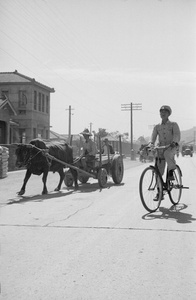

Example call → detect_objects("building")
0 96 17 144
0 70 55 144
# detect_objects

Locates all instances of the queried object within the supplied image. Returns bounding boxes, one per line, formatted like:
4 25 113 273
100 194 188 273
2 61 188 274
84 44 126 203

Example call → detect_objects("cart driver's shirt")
151 120 181 146
83 139 97 156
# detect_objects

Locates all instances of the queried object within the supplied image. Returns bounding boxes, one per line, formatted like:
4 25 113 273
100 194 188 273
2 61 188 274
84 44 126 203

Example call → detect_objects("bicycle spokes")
168 166 182 205
139 167 163 213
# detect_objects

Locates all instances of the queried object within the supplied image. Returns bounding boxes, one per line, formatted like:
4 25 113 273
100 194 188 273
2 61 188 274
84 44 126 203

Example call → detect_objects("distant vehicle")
181 144 193 157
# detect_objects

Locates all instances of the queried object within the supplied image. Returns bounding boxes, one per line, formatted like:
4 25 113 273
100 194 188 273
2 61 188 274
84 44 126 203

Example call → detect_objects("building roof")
0 96 17 115
0 70 55 92
50 130 80 141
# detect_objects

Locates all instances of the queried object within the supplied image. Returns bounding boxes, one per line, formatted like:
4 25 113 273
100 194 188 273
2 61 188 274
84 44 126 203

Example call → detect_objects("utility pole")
66 105 74 142
121 102 142 160
89 122 93 134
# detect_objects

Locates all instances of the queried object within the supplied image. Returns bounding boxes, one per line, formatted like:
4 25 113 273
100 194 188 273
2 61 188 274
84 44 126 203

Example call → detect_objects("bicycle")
139 144 188 213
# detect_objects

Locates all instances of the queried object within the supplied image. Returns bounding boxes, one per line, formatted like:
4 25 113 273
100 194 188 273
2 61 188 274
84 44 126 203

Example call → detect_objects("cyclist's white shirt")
151 120 181 146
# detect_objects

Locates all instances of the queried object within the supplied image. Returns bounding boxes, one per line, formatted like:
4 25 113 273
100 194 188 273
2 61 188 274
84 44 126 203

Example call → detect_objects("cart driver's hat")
160 105 172 116
80 128 92 136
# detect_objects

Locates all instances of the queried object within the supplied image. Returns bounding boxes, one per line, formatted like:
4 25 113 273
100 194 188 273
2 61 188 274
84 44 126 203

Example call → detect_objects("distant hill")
180 127 196 144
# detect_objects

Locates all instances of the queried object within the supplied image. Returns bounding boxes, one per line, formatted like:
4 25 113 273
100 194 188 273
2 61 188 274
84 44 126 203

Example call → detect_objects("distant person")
149 105 181 180
102 138 115 155
80 128 97 169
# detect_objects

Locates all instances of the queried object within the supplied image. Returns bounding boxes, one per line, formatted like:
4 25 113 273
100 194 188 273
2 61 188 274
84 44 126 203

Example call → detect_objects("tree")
110 131 121 139
123 132 129 140
137 136 147 145
96 128 109 138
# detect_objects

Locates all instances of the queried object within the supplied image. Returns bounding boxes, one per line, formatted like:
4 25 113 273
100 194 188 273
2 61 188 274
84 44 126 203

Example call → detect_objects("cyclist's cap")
160 105 172 116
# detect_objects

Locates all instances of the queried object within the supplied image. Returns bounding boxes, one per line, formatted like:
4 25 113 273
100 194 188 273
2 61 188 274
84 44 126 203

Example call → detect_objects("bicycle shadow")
142 203 196 224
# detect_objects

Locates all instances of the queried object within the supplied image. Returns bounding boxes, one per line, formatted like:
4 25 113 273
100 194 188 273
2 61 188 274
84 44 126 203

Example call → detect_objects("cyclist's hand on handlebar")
147 142 154 149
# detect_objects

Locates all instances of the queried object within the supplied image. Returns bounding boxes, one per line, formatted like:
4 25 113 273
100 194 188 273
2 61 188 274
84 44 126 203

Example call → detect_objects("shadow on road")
142 203 196 224
65 182 125 193
7 190 74 205
6 182 125 205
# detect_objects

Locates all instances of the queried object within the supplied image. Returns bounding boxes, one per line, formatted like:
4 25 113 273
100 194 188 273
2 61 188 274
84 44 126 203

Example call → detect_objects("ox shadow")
65 181 125 193
142 203 196 224
7 190 74 205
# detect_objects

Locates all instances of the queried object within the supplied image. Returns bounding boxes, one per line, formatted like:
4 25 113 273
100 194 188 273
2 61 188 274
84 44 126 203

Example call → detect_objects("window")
33 128 37 139
19 90 27 108
46 130 49 139
42 94 45 112
38 93 41 111
46 96 49 113
19 128 26 143
34 91 37 110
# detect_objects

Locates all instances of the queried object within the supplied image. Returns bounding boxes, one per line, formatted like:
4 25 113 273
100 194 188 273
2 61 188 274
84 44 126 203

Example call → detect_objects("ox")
15 139 78 195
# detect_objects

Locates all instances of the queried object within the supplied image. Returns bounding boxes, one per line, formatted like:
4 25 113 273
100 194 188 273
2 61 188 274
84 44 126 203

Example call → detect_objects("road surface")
1 156 196 299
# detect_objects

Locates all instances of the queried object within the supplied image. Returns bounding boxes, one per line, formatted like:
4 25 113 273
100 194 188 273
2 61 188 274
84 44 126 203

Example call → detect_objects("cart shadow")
142 203 196 224
65 182 125 193
7 190 74 205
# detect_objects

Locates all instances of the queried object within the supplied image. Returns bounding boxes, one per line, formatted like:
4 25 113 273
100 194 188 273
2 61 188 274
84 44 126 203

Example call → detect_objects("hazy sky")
1 0 196 139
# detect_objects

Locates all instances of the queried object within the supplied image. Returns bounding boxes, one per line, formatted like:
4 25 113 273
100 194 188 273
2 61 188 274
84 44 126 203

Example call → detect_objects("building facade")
0 70 55 144
0 96 17 144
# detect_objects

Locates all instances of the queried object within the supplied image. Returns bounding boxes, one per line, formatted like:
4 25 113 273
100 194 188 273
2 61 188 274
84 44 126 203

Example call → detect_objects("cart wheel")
78 174 89 184
64 170 74 187
98 168 108 188
111 155 124 184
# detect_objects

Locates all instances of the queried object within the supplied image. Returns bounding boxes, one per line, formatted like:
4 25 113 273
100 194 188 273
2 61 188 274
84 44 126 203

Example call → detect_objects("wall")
0 110 10 144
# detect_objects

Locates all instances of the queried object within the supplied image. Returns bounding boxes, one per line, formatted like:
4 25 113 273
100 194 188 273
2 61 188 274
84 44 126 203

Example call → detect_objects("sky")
0 0 196 140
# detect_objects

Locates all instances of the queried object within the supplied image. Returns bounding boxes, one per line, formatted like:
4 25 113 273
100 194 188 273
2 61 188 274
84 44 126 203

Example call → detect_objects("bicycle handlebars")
145 144 171 152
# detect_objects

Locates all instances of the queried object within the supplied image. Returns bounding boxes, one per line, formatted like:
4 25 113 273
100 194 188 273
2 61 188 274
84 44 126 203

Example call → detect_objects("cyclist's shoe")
168 170 175 181
153 193 164 201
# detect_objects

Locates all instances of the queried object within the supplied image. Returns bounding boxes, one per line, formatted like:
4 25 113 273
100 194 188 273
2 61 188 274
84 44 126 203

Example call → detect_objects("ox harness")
22 146 52 169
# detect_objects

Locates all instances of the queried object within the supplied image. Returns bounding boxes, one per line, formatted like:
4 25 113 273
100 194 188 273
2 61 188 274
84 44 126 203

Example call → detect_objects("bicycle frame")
150 156 172 194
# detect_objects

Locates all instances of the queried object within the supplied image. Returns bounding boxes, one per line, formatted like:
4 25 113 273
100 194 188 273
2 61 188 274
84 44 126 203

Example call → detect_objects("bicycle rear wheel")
139 166 163 213
168 165 182 205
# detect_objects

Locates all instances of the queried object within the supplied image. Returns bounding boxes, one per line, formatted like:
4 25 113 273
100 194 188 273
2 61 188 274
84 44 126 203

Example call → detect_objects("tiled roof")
0 70 55 92
0 72 30 83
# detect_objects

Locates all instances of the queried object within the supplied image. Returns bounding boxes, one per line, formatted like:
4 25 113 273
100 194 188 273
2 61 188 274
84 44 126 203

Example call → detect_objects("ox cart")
64 135 124 188
14 137 123 196
18 136 124 191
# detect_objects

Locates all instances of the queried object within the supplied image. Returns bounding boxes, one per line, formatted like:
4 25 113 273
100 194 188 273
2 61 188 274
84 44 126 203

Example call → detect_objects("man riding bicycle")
149 105 181 180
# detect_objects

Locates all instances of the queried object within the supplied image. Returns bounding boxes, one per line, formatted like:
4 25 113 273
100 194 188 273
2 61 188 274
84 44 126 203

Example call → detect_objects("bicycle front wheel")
139 166 163 213
168 165 182 205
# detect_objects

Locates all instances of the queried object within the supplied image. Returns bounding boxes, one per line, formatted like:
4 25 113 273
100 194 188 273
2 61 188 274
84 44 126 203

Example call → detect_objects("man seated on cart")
102 138 115 155
80 128 98 170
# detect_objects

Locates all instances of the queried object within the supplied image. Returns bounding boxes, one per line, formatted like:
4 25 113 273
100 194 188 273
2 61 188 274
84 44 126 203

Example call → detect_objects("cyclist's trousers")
158 147 177 175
